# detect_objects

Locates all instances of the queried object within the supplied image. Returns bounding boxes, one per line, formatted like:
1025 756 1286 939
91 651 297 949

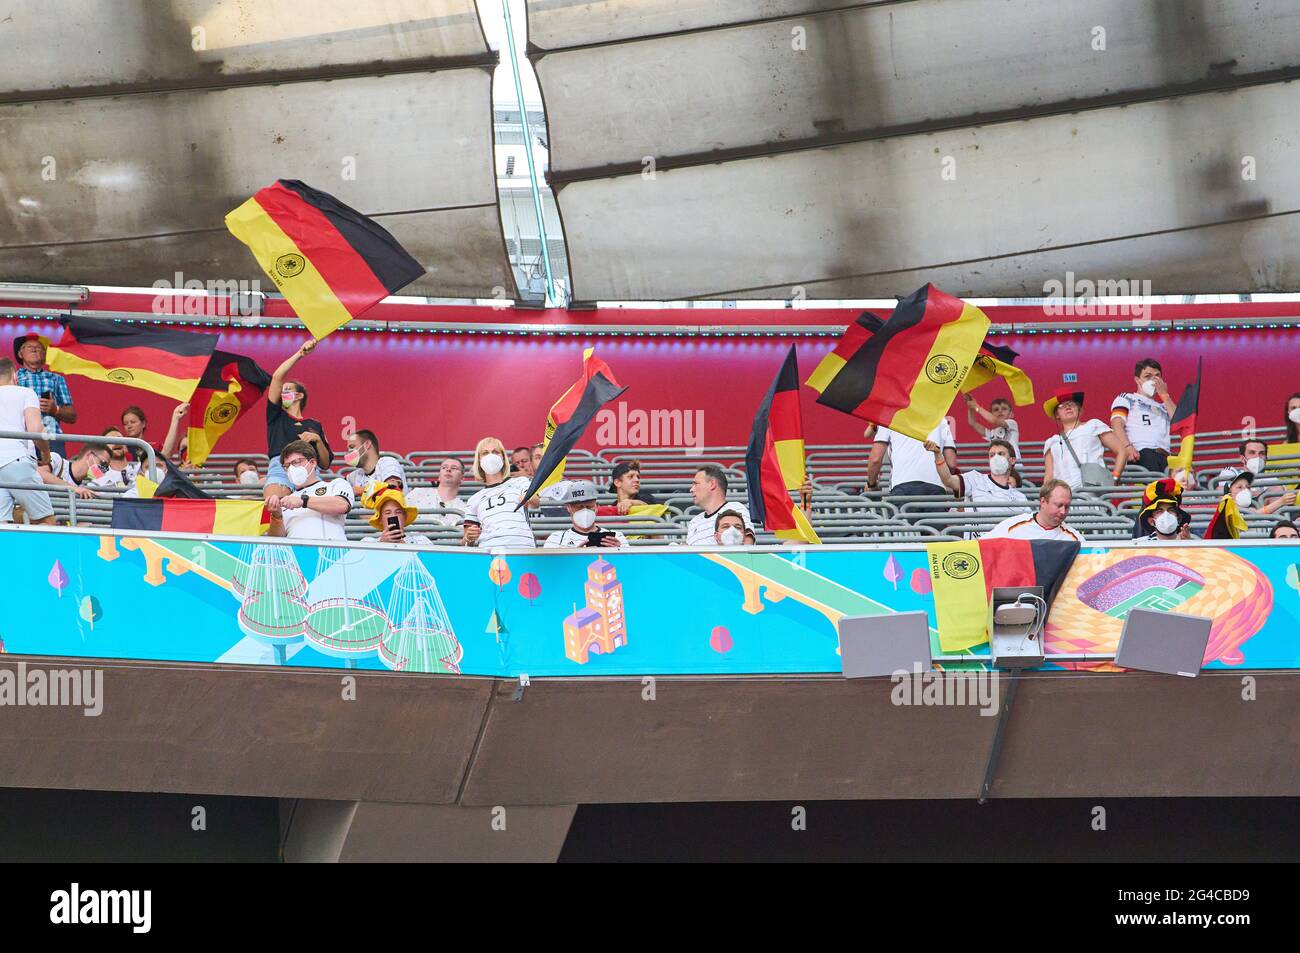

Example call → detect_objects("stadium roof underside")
0 0 517 300
528 0 1300 302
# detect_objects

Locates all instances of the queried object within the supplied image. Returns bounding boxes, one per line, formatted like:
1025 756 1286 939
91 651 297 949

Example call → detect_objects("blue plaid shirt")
16 368 73 435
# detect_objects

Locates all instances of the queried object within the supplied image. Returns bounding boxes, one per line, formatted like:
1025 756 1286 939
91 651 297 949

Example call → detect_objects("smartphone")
387 516 401 533
586 530 614 547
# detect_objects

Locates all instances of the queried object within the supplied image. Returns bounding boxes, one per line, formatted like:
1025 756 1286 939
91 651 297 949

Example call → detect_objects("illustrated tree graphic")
381 556 462 673
237 545 309 665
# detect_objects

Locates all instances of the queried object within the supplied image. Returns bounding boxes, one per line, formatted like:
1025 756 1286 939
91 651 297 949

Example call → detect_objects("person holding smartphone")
364 486 431 546
544 481 629 548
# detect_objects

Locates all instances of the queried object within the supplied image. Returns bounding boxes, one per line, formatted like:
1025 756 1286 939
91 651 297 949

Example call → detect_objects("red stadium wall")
4 318 1297 460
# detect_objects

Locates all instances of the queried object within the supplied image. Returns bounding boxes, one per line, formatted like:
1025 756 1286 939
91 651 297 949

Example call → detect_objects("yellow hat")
367 486 418 532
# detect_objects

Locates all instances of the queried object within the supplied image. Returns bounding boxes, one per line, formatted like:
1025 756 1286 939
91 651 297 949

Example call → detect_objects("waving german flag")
226 180 424 341
961 339 1035 406
806 284 990 441
185 350 272 467
746 346 819 543
519 349 626 508
46 317 217 402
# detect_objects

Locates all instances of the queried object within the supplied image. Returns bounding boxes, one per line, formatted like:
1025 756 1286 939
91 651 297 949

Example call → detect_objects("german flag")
518 348 626 508
111 497 268 537
961 340 1035 406
136 457 211 500
1166 358 1202 472
185 350 272 467
746 346 819 543
926 538 1079 651
814 311 1033 407
806 284 990 441
226 179 424 341
46 317 217 402
1204 493 1248 540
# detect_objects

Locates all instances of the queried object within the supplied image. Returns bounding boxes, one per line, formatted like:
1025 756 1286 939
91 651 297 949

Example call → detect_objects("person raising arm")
264 339 334 503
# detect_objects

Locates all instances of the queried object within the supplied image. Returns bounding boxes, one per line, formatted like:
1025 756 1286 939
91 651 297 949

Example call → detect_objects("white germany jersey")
686 501 755 546
1110 392 1171 451
464 476 537 548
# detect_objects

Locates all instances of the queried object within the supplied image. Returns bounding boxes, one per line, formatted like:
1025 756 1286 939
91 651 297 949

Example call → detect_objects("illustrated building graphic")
564 557 628 664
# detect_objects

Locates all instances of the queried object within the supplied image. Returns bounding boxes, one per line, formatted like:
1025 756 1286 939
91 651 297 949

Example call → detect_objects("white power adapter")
993 603 1038 626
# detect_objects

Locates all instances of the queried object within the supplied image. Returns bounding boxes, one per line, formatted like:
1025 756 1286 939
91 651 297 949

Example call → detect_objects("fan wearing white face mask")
1215 439 1298 514
1110 358 1177 473
461 437 536 548
266 440 354 540
930 437 1030 516
543 481 628 548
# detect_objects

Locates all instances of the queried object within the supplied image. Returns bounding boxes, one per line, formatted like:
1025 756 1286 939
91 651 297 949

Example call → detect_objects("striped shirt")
16 367 72 435
464 477 536 548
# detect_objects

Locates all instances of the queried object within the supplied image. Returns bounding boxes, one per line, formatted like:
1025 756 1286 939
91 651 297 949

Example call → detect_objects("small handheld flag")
46 317 218 402
1166 358 1202 472
745 346 819 544
518 349 627 509
806 284 991 441
226 179 424 341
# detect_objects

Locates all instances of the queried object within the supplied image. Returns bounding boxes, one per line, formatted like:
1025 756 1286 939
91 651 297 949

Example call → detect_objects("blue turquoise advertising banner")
4 527 1298 675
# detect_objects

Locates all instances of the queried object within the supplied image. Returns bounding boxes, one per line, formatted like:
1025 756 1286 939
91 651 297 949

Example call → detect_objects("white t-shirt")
686 501 755 546
0 384 39 467
1111 392 1171 451
984 512 1086 542
464 476 536 548
983 418 1021 459
544 527 630 548
875 422 955 490
406 487 467 527
44 452 82 486
346 455 406 494
1043 419 1111 489
281 477 355 540
959 470 1031 510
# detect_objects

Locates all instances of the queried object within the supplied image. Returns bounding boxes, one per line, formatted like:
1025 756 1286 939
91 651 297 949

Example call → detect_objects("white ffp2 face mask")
479 453 504 476
1246 456 1265 474
1235 489 1253 509
1140 380 1157 397
238 470 260 485
286 464 310 488
572 507 597 530
1290 407 1300 424
989 455 1010 476
719 527 744 546
1153 510 1178 536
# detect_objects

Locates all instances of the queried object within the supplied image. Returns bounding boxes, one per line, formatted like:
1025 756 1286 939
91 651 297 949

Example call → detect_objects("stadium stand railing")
6 431 1298 544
